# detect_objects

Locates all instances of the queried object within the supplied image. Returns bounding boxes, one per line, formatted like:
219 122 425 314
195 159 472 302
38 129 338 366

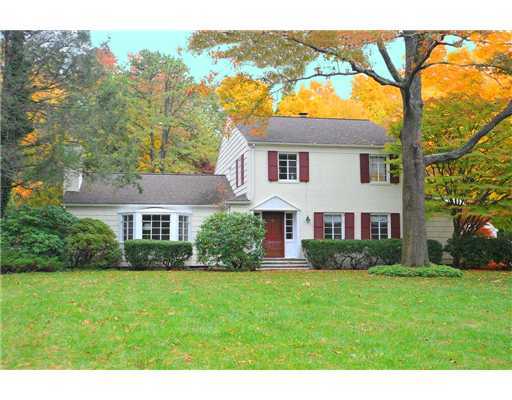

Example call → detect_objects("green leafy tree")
190 30 512 266
127 50 224 173
0 31 141 214
421 95 512 237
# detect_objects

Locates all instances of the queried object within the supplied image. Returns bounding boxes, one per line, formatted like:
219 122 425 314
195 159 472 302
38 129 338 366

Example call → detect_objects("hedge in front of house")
124 240 193 269
302 239 444 269
368 264 463 278
445 235 512 269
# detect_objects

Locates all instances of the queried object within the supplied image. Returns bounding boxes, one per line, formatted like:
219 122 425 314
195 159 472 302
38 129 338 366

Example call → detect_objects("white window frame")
121 214 134 242
278 152 299 182
324 213 344 240
369 155 390 183
285 212 294 240
142 213 172 241
178 215 190 241
370 213 390 240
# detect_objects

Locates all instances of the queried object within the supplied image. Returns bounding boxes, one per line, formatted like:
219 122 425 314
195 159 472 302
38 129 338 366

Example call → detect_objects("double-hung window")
178 215 189 241
369 155 388 183
122 214 134 241
371 214 389 240
324 214 343 240
279 152 298 181
142 214 170 240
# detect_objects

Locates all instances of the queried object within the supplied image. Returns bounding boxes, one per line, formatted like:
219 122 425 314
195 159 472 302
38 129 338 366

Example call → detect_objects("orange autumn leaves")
217 33 512 129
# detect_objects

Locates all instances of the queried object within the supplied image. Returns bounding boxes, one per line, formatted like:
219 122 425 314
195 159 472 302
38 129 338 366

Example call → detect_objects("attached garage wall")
426 215 453 263
425 215 453 246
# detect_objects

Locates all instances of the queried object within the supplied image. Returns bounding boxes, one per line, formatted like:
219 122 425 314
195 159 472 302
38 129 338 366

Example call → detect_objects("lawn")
1 270 510 369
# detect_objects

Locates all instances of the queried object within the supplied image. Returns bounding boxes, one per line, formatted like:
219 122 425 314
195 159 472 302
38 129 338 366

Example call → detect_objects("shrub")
124 240 193 269
65 218 121 269
446 235 512 269
195 212 265 271
427 239 444 265
368 264 463 278
1 249 64 273
302 239 444 269
1 205 78 259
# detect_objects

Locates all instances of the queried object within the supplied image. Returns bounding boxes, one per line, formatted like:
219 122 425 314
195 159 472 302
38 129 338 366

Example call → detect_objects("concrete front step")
260 258 311 269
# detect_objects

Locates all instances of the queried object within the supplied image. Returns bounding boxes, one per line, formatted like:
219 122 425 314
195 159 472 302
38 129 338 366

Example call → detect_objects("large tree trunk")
1 31 33 216
400 32 429 266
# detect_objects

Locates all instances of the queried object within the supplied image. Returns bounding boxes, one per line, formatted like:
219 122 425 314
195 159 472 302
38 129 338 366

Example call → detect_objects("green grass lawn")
1 270 510 369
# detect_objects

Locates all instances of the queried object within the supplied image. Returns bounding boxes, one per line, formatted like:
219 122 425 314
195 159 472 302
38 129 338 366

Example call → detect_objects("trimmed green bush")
124 240 193 269
65 219 121 269
368 264 463 278
302 239 444 269
446 235 512 269
195 212 265 271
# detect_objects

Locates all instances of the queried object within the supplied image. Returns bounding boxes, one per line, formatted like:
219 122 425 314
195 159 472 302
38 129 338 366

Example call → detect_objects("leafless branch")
283 34 403 88
377 40 402 83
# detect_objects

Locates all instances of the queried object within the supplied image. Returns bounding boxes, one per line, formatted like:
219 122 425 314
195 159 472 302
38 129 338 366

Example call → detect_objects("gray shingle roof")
237 116 390 146
64 174 235 205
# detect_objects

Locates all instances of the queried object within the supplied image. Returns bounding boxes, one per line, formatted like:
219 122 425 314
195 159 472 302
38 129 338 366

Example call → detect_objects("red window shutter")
235 158 239 187
345 213 354 239
361 213 371 240
240 154 244 185
360 153 370 183
314 212 324 239
299 152 309 182
391 213 401 238
268 151 278 181
390 155 400 184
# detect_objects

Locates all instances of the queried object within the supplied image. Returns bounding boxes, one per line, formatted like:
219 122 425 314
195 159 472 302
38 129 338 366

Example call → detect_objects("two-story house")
63 116 453 266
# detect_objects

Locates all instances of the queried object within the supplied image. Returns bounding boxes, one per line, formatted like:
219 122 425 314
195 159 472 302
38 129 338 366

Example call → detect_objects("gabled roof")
236 116 390 147
64 173 235 205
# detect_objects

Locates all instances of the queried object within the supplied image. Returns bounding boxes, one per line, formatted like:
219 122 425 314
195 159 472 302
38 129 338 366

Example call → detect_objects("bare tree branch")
283 34 403 88
424 100 512 165
377 40 402 83
419 61 511 75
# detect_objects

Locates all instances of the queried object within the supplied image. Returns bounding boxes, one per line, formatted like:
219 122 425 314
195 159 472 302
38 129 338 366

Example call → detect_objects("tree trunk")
400 32 429 266
0 31 33 216
159 79 172 172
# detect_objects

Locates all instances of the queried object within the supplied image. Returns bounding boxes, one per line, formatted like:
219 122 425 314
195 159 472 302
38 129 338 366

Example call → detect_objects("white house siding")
250 144 402 250
215 126 250 197
65 204 219 266
65 205 120 239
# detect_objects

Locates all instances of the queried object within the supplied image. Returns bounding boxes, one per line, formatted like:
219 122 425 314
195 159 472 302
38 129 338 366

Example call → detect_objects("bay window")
178 215 189 241
142 214 170 240
122 214 133 241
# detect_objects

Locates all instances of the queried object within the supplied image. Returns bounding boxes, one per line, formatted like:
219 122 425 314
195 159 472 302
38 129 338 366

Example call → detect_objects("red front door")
262 212 285 258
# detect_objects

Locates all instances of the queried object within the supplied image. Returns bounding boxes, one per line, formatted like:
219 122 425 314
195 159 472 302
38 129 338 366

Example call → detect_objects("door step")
259 258 311 270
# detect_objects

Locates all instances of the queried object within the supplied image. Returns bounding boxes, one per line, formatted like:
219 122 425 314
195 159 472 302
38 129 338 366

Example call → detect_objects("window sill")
369 181 391 185
278 180 300 184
